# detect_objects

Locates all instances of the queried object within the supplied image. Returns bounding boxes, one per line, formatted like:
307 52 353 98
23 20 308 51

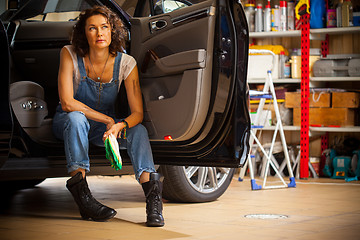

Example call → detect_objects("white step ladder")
239 49 296 190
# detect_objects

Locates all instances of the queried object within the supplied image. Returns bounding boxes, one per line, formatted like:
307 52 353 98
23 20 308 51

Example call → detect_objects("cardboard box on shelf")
332 92 360 108
293 107 355 126
310 138 322 158
285 92 331 108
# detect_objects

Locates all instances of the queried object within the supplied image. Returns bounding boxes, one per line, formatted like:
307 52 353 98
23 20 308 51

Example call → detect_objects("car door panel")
130 0 215 141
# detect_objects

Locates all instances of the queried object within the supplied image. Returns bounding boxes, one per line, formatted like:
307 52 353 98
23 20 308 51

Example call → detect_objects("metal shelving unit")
249 25 360 178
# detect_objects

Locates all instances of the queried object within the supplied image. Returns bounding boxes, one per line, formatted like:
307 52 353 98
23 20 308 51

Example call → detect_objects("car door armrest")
142 49 206 77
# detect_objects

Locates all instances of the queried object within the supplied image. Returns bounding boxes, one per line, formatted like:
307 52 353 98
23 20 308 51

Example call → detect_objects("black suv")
0 0 250 202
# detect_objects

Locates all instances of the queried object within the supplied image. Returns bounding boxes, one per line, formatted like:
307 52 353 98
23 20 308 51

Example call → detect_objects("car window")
154 0 189 14
2 0 99 22
123 0 207 17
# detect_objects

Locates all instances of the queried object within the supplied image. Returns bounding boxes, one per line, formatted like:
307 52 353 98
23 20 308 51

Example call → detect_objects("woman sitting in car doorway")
52 5 164 227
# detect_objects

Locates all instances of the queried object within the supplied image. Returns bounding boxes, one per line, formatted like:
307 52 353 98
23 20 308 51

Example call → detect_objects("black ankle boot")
141 172 165 227
66 172 117 221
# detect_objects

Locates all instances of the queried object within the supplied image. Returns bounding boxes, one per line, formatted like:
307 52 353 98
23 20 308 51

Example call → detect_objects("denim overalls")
52 52 155 181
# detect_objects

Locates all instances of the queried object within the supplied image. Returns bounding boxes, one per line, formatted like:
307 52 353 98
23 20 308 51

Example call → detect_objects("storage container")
313 58 349 77
290 55 320 78
332 92 360 108
248 54 279 79
310 0 326 28
293 107 355 126
285 92 331 108
313 55 360 77
349 58 360 76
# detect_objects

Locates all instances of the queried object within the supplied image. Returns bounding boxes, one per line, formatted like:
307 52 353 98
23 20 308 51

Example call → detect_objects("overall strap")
113 52 122 82
77 55 87 79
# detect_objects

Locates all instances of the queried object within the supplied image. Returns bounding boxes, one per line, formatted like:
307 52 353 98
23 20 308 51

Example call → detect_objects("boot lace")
146 184 162 214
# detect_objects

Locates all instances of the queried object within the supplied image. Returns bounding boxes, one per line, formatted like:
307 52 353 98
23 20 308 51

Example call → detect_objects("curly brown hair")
72 5 128 57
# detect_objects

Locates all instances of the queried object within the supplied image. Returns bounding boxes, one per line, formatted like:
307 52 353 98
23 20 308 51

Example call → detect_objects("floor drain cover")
244 214 288 219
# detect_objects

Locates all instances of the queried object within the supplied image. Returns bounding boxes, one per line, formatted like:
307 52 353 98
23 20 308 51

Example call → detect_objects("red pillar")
300 13 310 178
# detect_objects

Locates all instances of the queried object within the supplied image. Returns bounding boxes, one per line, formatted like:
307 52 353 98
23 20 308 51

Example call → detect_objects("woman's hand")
105 118 116 131
103 121 126 142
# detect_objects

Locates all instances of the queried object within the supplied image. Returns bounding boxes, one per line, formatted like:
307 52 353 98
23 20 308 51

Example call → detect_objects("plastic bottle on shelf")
310 0 326 29
336 0 343 27
280 1 287 31
287 1 295 30
245 3 256 32
284 61 291 78
279 51 286 79
342 0 353 27
290 48 301 79
264 1 271 32
272 4 280 31
255 3 263 32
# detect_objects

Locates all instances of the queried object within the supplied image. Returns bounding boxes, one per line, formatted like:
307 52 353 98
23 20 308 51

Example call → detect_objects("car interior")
8 0 216 147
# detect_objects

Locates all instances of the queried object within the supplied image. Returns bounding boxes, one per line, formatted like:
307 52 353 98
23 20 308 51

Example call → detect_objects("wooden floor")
1 175 360 240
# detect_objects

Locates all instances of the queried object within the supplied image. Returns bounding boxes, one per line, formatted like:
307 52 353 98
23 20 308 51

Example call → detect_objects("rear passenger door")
130 0 216 142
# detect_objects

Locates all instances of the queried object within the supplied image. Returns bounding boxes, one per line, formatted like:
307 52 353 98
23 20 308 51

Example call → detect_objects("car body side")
0 0 250 182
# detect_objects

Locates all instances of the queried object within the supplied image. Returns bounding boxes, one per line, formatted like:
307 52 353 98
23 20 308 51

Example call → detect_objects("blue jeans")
52 110 156 182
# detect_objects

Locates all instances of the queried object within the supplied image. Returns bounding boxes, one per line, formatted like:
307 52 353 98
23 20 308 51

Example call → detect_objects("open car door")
131 1 216 142
129 0 250 167
0 20 12 165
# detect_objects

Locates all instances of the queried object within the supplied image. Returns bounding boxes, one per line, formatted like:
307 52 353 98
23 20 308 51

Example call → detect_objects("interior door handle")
150 20 167 32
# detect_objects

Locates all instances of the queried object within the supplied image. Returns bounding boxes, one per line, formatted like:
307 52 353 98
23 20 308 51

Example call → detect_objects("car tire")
159 165 235 203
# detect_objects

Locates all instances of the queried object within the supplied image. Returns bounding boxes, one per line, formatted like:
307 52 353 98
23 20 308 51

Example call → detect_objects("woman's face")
85 14 112 51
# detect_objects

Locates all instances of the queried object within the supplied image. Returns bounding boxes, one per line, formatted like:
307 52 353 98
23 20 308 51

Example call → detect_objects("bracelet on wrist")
119 120 129 139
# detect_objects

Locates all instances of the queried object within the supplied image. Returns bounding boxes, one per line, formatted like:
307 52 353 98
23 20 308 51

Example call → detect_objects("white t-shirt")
64 45 137 95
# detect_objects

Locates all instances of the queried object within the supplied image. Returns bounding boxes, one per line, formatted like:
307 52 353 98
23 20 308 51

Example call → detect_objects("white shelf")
259 126 360 133
310 26 360 35
261 126 301 131
249 77 360 83
248 78 301 84
310 77 360 82
249 27 360 39
249 30 301 38
309 126 360 133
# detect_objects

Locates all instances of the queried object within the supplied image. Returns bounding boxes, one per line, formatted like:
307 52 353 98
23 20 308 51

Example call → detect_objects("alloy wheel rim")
183 166 230 194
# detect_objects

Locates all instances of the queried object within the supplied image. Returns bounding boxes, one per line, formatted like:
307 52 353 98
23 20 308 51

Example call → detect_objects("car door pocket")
142 49 206 77
10 81 48 128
